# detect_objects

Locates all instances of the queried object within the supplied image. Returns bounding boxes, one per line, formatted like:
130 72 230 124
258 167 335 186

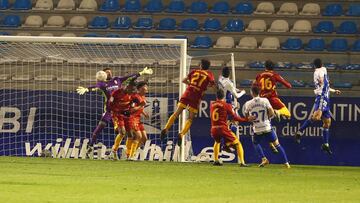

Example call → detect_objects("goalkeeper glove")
139 67 153 76
76 86 89 95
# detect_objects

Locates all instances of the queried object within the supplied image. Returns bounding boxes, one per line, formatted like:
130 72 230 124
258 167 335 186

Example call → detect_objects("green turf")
0 157 359 203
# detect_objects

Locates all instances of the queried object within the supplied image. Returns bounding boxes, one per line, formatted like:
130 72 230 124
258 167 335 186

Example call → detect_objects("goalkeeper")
76 67 153 153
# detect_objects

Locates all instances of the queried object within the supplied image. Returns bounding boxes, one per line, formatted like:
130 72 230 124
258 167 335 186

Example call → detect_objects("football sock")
299 119 313 132
112 133 125 151
278 107 291 118
164 114 177 131
125 139 133 157
179 119 193 137
275 144 289 164
322 128 330 145
130 140 139 158
235 143 245 164
213 142 220 162
90 123 106 145
254 144 265 159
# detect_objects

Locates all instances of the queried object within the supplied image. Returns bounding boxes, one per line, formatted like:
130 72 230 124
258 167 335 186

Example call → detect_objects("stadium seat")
313 21 334 33
323 4 343 16
236 37 257 49
78 0 97 11
157 18 176 30
291 80 306 88
89 16 109 29
123 0 141 12
341 64 360 70
328 39 348 52
1 15 21 27
0 31 9 35
0 0 10 10
274 62 293 69
210 1 229 14
45 15 65 27
112 16 131 29
240 79 253 86
323 63 338 70
178 18 199 31
333 82 352 88
213 36 234 48
352 40 360 52
17 32 31 36
34 75 55 82
281 38 302 50
300 3 320 15
55 0 75 10
144 0 163 12
133 17 153 30
277 3 298 15
347 4 360 16
61 32 76 37
203 18 221 31
295 63 313 69
166 0 185 13
173 35 187 39
191 36 212 48
233 2 253 14
106 33 122 38
99 0 119 11
249 61 265 69
305 38 325 51
254 2 274 15
188 1 208 13
128 33 143 38
291 20 311 33
246 20 266 32
68 16 87 28
12 0 31 10
268 20 289 32
259 37 280 49
151 34 165 38
83 33 101 37
337 21 358 34
39 32 54 37
22 15 43 27
33 0 53 10
224 19 243 32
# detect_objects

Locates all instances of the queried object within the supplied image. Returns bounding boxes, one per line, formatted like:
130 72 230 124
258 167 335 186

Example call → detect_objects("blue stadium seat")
224 19 244 32
203 18 221 31
0 0 10 10
210 1 230 14
0 31 9 35
157 18 176 30
337 21 358 34
178 18 199 31
274 62 293 69
106 33 122 38
323 4 343 16
347 4 360 16
341 64 360 70
295 63 313 69
128 34 143 38
305 38 325 51
166 0 185 13
1 15 20 27
99 0 120 12
123 0 141 12
281 38 302 50
133 17 153 30
144 0 163 12
249 61 265 69
89 16 109 29
291 80 306 88
233 2 253 14
333 82 352 88
83 33 101 37
240 79 253 87
151 34 165 38
191 35 212 48
352 40 360 52
313 21 334 33
12 0 31 10
328 39 348 52
188 1 207 13
323 63 338 70
112 16 131 29
173 35 187 39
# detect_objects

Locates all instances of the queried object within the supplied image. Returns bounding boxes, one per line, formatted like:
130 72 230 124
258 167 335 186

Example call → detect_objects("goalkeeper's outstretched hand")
76 86 89 95
139 67 153 76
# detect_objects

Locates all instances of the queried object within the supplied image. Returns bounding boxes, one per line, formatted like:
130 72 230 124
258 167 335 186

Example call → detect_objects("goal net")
0 36 189 161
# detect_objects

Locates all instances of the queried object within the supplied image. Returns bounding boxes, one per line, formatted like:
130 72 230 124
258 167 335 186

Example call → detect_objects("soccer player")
244 85 290 168
210 89 253 166
76 67 153 153
295 59 341 154
255 60 292 120
161 59 215 145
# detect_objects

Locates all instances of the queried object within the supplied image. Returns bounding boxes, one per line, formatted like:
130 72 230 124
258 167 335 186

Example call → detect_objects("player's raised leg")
161 105 185 140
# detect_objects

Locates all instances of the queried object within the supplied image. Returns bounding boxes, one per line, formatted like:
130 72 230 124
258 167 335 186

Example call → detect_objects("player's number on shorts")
251 110 266 123
212 108 219 121
191 72 207 87
259 78 273 90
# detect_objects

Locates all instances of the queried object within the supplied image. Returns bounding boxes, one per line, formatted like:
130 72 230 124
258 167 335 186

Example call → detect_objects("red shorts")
112 113 124 130
179 90 202 113
267 97 286 110
211 126 239 146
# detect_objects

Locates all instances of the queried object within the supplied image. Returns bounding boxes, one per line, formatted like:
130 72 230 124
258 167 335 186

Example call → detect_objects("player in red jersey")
210 90 254 166
161 59 216 145
255 60 292 120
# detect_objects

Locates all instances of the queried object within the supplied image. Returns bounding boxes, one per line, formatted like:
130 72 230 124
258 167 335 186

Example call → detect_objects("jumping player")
295 59 341 154
161 59 215 145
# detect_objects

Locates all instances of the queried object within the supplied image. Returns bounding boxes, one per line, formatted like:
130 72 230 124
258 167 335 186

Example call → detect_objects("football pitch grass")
0 157 359 203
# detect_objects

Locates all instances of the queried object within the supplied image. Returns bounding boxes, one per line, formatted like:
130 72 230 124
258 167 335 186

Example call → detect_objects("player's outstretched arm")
276 74 292 89
330 88 341 95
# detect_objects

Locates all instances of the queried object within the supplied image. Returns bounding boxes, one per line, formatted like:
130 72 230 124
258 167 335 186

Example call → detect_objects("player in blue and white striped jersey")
295 59 341 154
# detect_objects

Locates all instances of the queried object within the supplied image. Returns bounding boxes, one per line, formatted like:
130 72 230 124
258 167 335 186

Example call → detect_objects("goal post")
0 36 189 161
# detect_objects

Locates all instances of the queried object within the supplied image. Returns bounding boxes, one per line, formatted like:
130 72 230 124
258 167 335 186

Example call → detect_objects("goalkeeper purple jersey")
88 73 139 112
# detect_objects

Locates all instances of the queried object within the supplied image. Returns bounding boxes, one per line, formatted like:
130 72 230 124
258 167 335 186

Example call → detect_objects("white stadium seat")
61 33 77 37
226 61 247 68
246 20 267 32
259 37 280 49
39 32 54 36
34 75 56 81
277 3 298 15
33 0 53 10
12 74 33 81
268 20 289 32
45 15 65 27
291 20 312 33
112 58 133 65
214 36 235 48
55 0 75 10
0 74 11 81
78 0 97 11
17 32 32 36
236 37 257 49
149 77 168 84
300 3 320 15
22 15 43 27
254 2 275 15
68 16 87 28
